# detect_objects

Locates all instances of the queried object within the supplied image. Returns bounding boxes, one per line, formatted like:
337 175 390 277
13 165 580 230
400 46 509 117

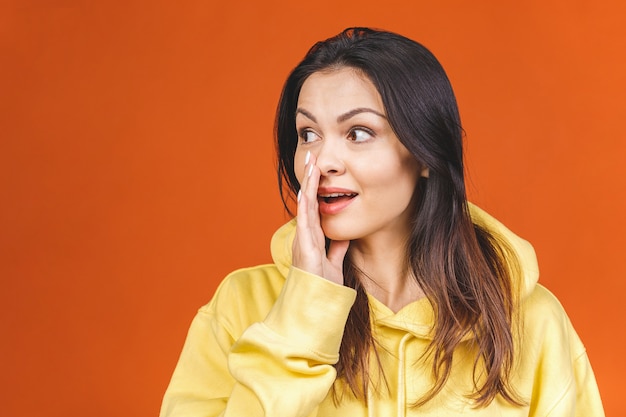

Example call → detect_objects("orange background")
1 1 624 416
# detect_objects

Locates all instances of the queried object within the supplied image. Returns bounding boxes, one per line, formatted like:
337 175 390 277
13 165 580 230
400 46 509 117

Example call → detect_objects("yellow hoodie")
160 205 605 417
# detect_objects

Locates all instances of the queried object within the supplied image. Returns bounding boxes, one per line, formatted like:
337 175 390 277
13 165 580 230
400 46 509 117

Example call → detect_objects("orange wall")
1 1 624 416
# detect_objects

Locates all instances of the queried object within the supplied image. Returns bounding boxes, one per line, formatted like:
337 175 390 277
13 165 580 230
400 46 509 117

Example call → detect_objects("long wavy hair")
275 27 522 407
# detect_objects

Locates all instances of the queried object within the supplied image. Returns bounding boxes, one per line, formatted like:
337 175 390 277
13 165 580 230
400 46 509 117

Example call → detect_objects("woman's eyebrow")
295 107 387 123
295 108 317 122
337 107 387 122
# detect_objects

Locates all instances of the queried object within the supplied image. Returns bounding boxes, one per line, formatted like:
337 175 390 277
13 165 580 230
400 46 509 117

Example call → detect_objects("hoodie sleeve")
570 348 605 417
521 285 605 417
539 323 605 417
160 266 357 417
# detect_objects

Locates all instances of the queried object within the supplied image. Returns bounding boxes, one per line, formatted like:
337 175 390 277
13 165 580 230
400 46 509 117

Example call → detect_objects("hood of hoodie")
270 203 540 338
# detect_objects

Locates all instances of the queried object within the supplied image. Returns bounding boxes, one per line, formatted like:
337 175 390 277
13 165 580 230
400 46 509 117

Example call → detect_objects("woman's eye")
299 130 320 143
347 128 374 143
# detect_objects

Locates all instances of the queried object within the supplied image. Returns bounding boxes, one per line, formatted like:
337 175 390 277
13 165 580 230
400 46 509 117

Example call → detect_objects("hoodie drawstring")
397 333 412 417
366 332 412 416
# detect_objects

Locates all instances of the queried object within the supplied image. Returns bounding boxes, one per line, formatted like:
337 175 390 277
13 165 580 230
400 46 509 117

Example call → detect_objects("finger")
304 155 320 221
294 153 319 260
298 153 319 230
297 149 313 203
304 157 327 247
296 153 313 231
295 191 314 256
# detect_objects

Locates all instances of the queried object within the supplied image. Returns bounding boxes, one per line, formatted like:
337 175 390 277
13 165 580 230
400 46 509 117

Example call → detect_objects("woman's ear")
420 166 429 178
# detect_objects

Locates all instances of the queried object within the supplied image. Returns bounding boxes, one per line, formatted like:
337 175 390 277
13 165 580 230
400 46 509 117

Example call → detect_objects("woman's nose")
315 139 346 176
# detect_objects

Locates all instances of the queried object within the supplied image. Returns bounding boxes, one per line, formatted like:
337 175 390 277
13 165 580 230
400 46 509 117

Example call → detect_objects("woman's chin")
320 222 358 242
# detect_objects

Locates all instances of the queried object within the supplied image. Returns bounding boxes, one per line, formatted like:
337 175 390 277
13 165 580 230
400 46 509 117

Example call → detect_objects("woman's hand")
292 152 350 285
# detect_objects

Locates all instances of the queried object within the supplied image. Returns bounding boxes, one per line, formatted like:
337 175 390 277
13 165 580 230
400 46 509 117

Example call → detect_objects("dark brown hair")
275 27 522 407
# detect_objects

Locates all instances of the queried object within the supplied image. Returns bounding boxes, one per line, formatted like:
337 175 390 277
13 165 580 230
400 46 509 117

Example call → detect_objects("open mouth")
317 192 358 204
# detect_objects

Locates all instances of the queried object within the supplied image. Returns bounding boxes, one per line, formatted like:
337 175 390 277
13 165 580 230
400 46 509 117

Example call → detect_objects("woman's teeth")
318 193 357 203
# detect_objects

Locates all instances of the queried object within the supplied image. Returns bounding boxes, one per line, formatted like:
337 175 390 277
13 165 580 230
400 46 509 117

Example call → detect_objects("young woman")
160 28 604 416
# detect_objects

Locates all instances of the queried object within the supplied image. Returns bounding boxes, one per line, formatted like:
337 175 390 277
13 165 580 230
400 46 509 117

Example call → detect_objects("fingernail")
305 151 311 165
297 189 302 202
307 164 314 177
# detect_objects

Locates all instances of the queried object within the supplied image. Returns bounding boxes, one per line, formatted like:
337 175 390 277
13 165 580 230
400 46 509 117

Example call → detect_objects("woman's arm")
160 266 356 417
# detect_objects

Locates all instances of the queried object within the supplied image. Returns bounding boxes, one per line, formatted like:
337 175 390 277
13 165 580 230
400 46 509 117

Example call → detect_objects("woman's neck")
349 235 424 313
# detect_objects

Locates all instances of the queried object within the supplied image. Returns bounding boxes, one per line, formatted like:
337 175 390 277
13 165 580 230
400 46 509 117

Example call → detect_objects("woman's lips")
317 188 358 215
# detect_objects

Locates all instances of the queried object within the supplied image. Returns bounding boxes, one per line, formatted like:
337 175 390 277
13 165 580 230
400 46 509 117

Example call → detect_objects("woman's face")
294 67 426 244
